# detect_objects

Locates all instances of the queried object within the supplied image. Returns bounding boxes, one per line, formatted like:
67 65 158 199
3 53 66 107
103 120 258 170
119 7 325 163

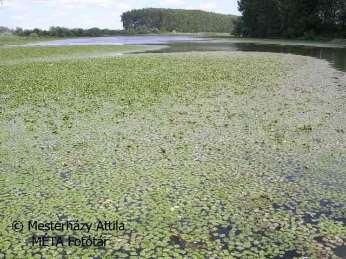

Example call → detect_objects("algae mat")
0 51 345 258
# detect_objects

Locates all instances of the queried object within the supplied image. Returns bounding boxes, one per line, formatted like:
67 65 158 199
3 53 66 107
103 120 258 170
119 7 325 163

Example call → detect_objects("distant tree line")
0 26 12 34
0 26 126 37
235 0 346 38
121 8 238 33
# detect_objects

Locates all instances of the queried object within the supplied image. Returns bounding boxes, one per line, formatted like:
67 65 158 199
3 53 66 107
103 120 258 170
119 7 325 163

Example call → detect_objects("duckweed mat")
0 45 164 65
0 36 59 46
0 51 345 258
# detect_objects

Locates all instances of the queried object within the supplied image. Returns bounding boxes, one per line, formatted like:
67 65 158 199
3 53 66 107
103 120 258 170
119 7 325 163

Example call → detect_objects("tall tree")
236 0 346 38
121 8 238 33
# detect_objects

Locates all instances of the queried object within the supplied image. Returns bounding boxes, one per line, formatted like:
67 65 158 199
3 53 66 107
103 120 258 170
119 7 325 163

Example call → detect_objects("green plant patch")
0 52 345 258
0 45 162 65
0 36 59 46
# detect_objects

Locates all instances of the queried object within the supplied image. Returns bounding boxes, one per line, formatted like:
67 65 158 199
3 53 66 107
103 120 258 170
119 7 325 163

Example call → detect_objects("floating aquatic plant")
0 49 345 257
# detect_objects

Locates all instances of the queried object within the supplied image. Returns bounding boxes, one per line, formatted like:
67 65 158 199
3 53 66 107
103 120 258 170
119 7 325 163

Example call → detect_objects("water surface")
150 41 346 72
31 36 346 72
31 35 208 46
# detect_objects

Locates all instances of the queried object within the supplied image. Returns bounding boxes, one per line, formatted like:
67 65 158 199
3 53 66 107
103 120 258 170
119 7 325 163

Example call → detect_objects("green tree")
236 0 346 38
121 8 238 33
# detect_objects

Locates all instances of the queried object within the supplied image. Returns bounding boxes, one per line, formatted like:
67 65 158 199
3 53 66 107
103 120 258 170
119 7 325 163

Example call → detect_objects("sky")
0 0 240 30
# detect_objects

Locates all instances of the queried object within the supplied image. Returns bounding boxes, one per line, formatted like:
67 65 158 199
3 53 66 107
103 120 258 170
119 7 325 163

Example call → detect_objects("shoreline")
1 35 346 49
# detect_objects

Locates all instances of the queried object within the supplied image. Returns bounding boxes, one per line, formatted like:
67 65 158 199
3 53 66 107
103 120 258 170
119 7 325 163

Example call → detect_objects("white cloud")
10 15 24 20
160 0 186 7
57 0 119 7
198 1 223 13
0 0 240 29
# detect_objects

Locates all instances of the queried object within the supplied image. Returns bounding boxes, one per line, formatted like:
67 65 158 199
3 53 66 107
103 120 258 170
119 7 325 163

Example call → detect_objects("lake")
31 35 346 72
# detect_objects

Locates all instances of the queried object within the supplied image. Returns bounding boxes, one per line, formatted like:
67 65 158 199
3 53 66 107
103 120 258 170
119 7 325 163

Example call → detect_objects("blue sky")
0 0 240 29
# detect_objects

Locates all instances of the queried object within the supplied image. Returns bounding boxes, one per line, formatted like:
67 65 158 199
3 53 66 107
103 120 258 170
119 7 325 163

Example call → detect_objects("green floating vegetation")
0 35 58 46
0 45 163 65
0 50 345 258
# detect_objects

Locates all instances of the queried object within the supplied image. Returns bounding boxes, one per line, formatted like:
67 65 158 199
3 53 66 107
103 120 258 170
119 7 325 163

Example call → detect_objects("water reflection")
150 42 346 72
30 35 207 46
235 43 346 72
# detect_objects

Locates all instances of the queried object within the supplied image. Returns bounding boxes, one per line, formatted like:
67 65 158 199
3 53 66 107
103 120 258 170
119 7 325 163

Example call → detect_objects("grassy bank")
0 46 345 258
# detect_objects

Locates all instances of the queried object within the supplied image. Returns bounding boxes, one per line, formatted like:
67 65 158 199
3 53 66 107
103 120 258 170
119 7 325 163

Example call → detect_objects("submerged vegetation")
0 44 345 258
